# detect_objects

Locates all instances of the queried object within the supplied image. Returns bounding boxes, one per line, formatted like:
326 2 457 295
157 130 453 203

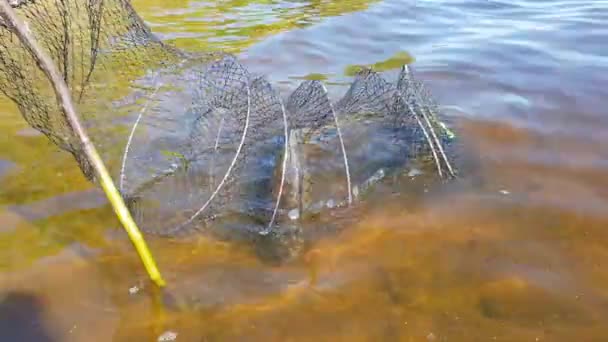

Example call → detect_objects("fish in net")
0 0 459 260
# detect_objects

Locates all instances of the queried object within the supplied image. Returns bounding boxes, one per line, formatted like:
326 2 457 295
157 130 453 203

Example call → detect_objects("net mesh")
0 0 458 241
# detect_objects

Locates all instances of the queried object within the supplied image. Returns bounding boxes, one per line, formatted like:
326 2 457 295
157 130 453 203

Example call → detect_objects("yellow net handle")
0 0 166 288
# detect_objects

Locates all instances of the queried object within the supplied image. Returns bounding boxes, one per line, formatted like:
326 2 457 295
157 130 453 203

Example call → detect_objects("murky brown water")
2 0 608 340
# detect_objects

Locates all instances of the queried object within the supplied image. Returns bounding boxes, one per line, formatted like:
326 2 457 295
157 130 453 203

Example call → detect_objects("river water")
1 0 607 340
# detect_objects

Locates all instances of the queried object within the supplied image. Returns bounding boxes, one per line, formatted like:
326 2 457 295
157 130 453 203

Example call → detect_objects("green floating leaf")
344 51 415 76
372 51 415 72
344 64 366 77
289 73 330 81
302 73 328 81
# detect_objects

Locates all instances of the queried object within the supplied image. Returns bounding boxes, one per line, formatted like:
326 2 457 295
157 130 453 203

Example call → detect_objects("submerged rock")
477 277 590 324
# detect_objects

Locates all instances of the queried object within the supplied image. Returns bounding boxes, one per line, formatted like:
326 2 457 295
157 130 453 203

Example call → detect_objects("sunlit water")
1 0 608 340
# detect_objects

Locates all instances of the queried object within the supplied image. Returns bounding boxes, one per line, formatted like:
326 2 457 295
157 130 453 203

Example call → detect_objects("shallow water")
1 0 608 340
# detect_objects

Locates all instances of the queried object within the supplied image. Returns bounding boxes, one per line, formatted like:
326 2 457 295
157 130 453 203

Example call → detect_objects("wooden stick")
0 0 166 288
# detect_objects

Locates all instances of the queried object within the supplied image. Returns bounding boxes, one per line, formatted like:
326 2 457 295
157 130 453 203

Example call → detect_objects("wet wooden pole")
0 0 166 288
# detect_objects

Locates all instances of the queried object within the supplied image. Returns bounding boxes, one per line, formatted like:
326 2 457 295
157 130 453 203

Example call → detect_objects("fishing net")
0 0 458 245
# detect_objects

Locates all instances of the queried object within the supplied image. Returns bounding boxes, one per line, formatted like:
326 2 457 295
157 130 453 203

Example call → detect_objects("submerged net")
0 0 458 243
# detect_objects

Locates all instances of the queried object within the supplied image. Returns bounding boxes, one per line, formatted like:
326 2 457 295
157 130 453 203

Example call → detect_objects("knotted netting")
0 0 458 245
